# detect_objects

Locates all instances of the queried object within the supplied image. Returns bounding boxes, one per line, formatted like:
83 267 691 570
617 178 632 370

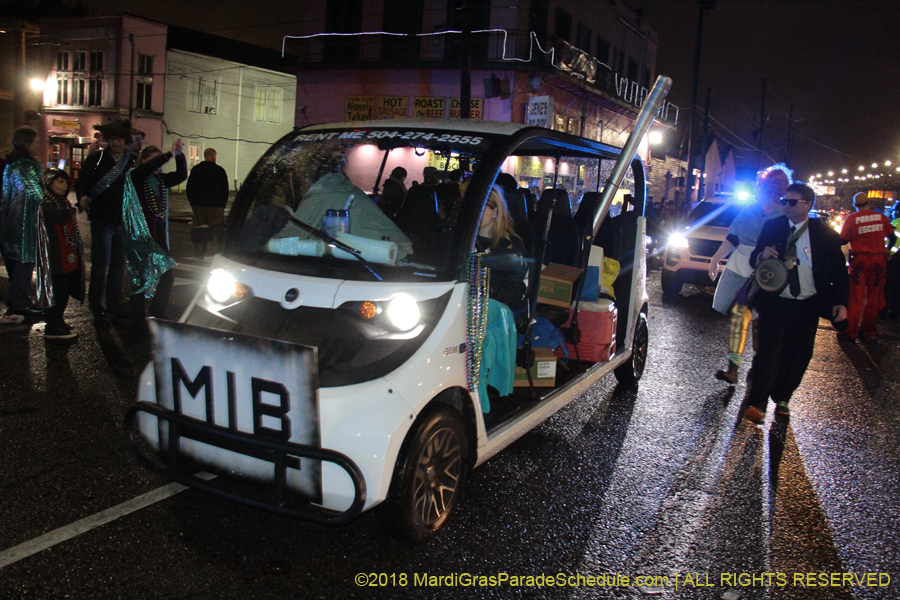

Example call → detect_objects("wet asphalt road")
0 214 898 600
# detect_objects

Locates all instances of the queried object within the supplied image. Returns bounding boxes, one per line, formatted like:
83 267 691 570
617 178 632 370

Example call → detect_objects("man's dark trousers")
88 219 125 312
746 295 820 411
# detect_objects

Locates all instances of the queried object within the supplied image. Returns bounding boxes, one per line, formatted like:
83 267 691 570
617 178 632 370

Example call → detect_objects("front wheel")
615 312 649 385
383 406 468 543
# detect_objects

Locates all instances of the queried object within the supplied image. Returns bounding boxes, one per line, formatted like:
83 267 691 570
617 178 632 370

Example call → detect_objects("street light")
648 130 663 145
859 165 866 171
29 78 44 91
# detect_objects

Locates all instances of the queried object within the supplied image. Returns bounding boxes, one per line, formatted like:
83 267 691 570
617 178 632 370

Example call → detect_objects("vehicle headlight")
207 269 238 303
386 293 420 331
668 232 690 249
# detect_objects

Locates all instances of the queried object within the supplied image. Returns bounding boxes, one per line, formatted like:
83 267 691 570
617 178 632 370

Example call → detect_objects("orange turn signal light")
356 301 378 319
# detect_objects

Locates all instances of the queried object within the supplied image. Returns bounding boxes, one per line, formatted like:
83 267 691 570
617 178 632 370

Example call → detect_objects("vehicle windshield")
686 201 743 228
227 124 636 282
229 127 494 280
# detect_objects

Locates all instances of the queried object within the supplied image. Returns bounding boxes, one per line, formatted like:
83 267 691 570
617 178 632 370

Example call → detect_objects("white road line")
0 479 201 570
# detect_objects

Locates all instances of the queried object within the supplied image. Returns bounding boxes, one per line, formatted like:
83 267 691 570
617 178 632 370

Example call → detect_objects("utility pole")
460 0 471 119
783 103 794 167
757 78 766 169
697 87 712 202
684 0 715 214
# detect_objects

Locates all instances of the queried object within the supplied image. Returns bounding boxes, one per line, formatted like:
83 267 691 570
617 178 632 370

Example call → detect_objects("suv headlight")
668 232 690 249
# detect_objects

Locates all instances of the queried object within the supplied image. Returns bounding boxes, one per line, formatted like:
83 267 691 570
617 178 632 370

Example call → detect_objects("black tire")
660 269 681 296
383 406 468 543
615 312 649 385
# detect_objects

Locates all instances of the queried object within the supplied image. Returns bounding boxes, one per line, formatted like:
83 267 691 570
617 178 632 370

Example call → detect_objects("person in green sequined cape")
122 138 186 332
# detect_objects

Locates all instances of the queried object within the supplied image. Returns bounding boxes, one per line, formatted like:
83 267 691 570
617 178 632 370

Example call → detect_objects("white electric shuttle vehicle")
125 78 670 542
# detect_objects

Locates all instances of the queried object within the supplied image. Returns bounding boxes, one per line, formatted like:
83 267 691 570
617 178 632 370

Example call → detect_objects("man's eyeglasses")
780 197 810 206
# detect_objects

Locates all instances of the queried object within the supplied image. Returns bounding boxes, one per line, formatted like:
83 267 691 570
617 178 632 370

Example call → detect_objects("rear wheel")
383 406 468 543
660 269 681 296
615 312 649 385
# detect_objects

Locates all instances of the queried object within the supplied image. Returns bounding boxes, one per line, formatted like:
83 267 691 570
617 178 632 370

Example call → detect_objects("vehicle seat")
503 188 535 258
543 189 581 268
394 185 440 258
574 192 601 269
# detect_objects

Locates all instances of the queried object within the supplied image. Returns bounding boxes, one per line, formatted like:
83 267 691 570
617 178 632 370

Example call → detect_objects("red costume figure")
840 192 892 340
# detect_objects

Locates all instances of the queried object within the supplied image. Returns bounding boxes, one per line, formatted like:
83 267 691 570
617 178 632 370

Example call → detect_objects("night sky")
635 0 900 180
80 0 900 181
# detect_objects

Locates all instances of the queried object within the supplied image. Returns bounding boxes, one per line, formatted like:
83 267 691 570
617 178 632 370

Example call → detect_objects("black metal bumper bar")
124 401 367 526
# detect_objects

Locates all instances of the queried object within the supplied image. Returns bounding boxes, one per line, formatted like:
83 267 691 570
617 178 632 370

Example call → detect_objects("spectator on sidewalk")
41 168 84 340
75 119 135 323
124 139 187 331
0 126 45 320
186 148 229 258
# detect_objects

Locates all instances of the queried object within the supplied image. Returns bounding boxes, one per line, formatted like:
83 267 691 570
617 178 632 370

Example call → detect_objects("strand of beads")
49 192 81 253
465 252 490 393
143 176 168 219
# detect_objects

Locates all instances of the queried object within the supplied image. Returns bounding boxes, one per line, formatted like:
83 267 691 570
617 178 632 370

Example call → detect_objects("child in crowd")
41 168 84 340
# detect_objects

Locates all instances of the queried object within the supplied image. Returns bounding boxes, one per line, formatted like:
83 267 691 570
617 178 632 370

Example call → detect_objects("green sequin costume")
122 170 176 297
0 158 45 263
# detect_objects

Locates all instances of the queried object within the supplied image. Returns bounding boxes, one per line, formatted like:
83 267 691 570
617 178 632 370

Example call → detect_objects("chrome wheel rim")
412 427 462 525
633 319 648 378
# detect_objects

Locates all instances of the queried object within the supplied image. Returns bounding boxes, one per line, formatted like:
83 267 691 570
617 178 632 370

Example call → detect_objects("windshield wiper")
279 207 382 281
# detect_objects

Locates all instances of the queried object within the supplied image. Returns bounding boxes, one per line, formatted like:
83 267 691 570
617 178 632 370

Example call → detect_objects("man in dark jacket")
741 183 849 423
186 148 229 258
75 119 135 321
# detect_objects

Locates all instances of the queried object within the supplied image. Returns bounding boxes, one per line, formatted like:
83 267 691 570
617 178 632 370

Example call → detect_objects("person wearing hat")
839 192 893 340
75 119 135 322
741 183 848 423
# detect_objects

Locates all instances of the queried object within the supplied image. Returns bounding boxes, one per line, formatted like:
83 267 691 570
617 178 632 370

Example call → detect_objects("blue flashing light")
734 183 755 204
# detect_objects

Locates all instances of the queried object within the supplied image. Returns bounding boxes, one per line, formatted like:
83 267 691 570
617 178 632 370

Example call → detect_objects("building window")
138 54 153 75
554 8 572 42
88 79 103 106
56 78 68 105
136 82 152 110
187 77 219 115
72 52 86 72
57 52 68 71
71 79 85 105
642 66 651 90
254 86 283 123
136 54 154 110
575 23 591 53
90 50 103 72
627 57 638 82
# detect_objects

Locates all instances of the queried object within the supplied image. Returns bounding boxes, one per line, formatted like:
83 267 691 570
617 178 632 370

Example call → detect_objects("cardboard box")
537 263 584 308
514 347 557 387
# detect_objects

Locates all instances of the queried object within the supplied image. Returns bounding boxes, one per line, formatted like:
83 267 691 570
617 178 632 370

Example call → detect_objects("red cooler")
555 300 617 363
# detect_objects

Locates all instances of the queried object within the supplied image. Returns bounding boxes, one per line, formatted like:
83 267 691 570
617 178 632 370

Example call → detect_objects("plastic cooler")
554 299 617 363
